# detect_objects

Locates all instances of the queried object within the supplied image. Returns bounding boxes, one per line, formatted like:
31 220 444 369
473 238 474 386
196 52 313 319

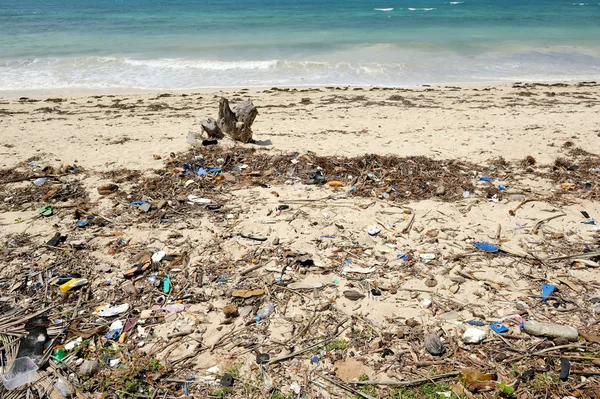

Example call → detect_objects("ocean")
1 0 600 90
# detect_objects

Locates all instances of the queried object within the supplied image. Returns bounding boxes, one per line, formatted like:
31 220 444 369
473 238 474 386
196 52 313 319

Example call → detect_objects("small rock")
449 276 466 284
369 339 382 350
343 290 365 301
424 277 437 287
79 360 99 376
220 374 234 387
424 333 445 356
435 185 446 196
272 237 280 246
121 281 138 296
223 304 238 318
97 184 119 195
370 288 382 296
256 353 270 364
381 348 394 358
406 319 420 327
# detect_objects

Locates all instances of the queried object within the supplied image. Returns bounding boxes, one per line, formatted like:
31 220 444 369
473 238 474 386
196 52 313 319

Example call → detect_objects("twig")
347 371 460 386
240 233 267 242
401 209 415 234
532 343 585 355
316 374 376 399
548 251 600 261
265 318 349 365
532 213 566 235
240 263 263 276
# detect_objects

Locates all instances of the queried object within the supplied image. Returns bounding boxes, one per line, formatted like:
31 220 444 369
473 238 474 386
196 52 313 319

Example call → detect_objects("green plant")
210 387 233 398
354 374 377 398
388 382 455 399
223 363 242 379
267 390 285 399
327 338 348 351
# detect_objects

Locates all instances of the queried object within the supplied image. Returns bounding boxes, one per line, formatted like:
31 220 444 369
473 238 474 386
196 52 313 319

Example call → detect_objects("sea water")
1 0 600 90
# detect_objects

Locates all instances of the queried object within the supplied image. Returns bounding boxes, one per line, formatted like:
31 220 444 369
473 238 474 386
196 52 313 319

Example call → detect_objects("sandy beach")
2 82 600 171
2 81 600 398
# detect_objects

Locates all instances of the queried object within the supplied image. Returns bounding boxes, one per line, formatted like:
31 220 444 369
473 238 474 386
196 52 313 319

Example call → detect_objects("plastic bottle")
55 377 71 398
523 320 579 341
255 304 275 322
52 347 65 364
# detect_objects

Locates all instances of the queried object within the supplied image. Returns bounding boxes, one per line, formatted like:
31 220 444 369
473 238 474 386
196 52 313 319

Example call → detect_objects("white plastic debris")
206 366 220 374
187 195 211 204
291 381 301 394
463 328 487 344
151 251 166 263
96 303 129 317
368 226 381 236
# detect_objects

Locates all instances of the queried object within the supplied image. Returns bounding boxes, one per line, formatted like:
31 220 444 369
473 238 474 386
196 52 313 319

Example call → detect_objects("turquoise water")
1 0 600 89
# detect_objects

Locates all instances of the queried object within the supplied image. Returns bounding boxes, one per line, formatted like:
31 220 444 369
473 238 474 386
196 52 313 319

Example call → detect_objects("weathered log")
217 98 258 143
200 117 224 139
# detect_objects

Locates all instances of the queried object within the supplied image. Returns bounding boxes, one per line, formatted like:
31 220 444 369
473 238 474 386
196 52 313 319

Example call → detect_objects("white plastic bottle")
255 304 275 322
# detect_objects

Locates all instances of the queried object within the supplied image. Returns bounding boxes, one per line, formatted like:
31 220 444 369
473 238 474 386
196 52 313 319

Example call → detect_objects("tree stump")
217 98 258 143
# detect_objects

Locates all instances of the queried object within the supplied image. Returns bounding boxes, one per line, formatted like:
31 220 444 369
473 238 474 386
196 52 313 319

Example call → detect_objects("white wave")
449 1 464 4
1 53 600 90
374 8 394 11
122 58 278 70
573 2 587 4
408 8 436 11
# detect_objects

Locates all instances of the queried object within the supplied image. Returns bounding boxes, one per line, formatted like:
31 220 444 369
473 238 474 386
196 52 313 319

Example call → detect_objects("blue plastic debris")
196 167 207 176
218 277 227 283
207 168 222 174
583 220 596 225
320 235 336 239
163 274 171 294
130 200 147 206
397 254 408 261
498 185 507 191
479 176 492 182
183 377 195 395
475 242 499 252
75 221 88 227
541 283 555 299
311 355 319 363
490 322 509 334
342 260 352 267
467 320 486 327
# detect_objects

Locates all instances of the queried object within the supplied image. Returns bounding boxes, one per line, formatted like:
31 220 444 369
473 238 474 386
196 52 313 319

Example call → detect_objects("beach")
2 81 600 171
2 82 600 397
3 0 600 397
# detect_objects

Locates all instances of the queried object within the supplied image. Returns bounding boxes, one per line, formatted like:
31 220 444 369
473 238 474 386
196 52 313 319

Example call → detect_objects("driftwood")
200 98 258 143
199 117 223 139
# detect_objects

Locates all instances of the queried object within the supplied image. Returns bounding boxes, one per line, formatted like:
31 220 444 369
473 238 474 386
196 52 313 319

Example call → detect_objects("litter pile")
2 140 600 399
